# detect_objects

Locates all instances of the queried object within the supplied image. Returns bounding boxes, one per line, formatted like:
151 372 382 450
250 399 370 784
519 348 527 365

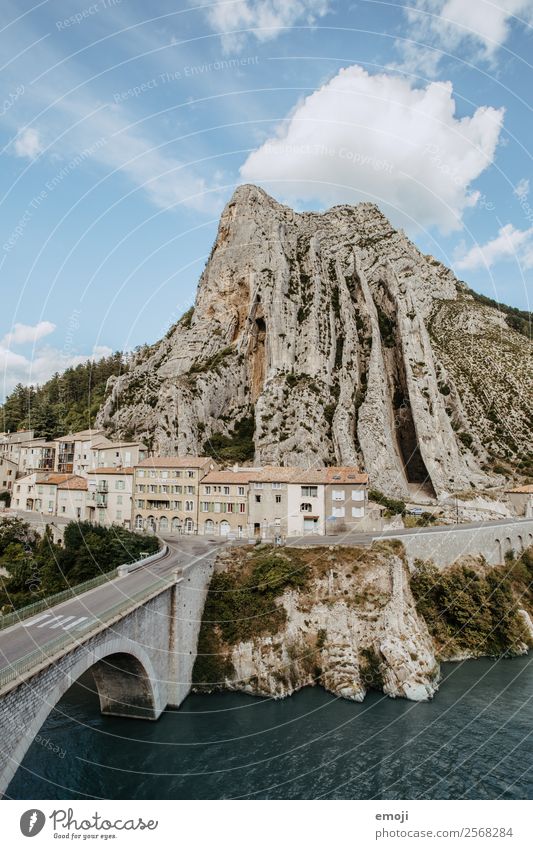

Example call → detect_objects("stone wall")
389 520 533 569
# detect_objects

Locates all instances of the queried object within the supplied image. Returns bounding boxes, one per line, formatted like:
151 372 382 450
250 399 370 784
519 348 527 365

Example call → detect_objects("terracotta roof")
203 470 256 484
323 467 368 484
506 484 533 494
58 476 88 491
34 473 74 486
54 429 104 442
87 467 134 475
92 439 147 450
136 456 214 469
249 465 368 484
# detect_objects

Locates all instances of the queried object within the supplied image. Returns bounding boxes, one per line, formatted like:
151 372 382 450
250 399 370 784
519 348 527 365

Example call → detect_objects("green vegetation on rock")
203 412 255 462
410 549 533 659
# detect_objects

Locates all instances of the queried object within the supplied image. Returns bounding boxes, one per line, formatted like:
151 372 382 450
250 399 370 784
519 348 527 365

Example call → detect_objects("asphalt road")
0 537 225 671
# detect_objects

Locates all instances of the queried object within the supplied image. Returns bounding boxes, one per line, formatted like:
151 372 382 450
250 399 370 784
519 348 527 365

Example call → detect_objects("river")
7 656 533 799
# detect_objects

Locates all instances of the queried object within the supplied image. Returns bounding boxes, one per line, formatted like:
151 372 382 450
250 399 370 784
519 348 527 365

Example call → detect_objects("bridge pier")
0 555 216 797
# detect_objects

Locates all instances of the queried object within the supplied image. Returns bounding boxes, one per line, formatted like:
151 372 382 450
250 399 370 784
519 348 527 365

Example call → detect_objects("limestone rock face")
198 544 439 703
97 184 530 499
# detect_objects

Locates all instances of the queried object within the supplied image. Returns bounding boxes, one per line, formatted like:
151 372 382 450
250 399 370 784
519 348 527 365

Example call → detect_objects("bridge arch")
5 638 164 796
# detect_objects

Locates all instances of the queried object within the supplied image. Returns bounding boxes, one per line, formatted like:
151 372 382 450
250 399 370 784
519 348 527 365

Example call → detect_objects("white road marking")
37 616 65 628
24 613 52 627
62 617 87 630
49 616 75 629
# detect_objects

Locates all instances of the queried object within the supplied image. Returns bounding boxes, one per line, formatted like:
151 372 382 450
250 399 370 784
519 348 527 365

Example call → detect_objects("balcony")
96 482 109 492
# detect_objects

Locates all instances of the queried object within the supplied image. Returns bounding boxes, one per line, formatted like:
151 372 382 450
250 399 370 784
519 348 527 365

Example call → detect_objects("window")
275 518 281 526
351 489 364 501
61 505 66 513
200 501 210 512
332 506 345 518
135 515 143 529
332 490 344 501
238 486 245 496
162 471 168 479
162 485 169 493
116 510 122 520
351 506 364 518
150 470 156 478
204 486 211 495
159 516 169 530
116 480 125 491
137 470 145 477
272 482 282 490
239 503 246 513
300 502 312 512
117 495 123 505
223 486 230 495
301 486 318 497
254 482 263 490
255 494 261 503
275 494 282 504
171 500 182 510
173 485 183 494
185 501 194 511
37 485 43 494
227 503 234 513
186 485 195 494
214 502 221 513
187 470 194 478
136 499 145 508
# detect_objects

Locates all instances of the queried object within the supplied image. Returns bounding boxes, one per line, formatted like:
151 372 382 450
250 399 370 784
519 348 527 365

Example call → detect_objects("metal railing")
0 570 119 631
0 543 166 631
0 575 176 690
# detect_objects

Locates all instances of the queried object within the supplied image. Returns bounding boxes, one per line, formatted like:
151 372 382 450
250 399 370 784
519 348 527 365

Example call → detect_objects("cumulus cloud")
240 66 504 232
0 332 113 399
1 321 56 349
397 1 533 72
14 127 43 160
196 0 329 51
455 223 533 270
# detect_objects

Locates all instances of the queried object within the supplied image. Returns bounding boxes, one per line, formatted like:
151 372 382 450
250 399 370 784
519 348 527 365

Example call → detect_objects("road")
0 536 225 672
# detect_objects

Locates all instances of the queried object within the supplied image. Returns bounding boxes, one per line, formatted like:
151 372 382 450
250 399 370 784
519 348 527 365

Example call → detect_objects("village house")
54 429 106 475
199 469 254 537
86 467 134 529
323 467 370 533
0 456 18 494
0 430 36 466
133 456 216 535
18 440 56 475
12 472 73 514
247 466 295 539
89 438 148 470
505 484 533 518
56 476 89 521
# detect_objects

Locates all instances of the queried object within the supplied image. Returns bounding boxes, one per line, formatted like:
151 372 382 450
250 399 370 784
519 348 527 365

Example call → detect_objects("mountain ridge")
89 184 530 499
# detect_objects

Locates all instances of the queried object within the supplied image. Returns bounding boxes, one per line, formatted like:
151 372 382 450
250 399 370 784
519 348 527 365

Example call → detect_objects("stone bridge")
0 554 214 797
389 519 533 568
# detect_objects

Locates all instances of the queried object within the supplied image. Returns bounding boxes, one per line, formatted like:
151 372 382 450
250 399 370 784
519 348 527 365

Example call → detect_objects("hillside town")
0 428 386 539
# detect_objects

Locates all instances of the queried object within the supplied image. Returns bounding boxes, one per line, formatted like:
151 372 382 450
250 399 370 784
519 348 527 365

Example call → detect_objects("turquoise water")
8 656 533 800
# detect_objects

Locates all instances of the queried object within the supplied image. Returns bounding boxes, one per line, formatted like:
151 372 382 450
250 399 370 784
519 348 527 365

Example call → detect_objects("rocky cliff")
191 543 533 703
97 184 532 499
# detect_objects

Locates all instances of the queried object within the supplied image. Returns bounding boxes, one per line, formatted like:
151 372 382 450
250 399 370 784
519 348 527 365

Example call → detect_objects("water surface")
8 657 533 799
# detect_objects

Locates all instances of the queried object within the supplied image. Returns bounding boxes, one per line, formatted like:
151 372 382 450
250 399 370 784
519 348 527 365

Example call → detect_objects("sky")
0 0 532 398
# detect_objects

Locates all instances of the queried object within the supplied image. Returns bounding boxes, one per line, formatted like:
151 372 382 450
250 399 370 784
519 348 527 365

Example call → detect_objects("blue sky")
1 0 531 398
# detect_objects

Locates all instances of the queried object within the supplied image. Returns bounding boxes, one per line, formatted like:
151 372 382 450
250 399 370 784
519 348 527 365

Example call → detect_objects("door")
303 518 318 534
220 520 230 536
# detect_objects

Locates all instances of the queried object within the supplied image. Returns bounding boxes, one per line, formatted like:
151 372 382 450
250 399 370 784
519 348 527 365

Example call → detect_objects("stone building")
199 470 254 537
86 467 134 528
18 440 56 475
0 457 18 495
133 456 216 535
56 476 89 521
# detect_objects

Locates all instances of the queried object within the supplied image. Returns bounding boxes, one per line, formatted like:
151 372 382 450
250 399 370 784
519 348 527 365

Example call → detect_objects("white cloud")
397 1 533 72
455 222 533 270
14 127 43 160
514 177 530 199
0 341 113 398
196 0 329 51
1 321 55 349
240 66 504 232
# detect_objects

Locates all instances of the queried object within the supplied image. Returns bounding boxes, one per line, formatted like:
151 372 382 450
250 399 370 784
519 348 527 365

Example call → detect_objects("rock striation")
97 184 532 500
